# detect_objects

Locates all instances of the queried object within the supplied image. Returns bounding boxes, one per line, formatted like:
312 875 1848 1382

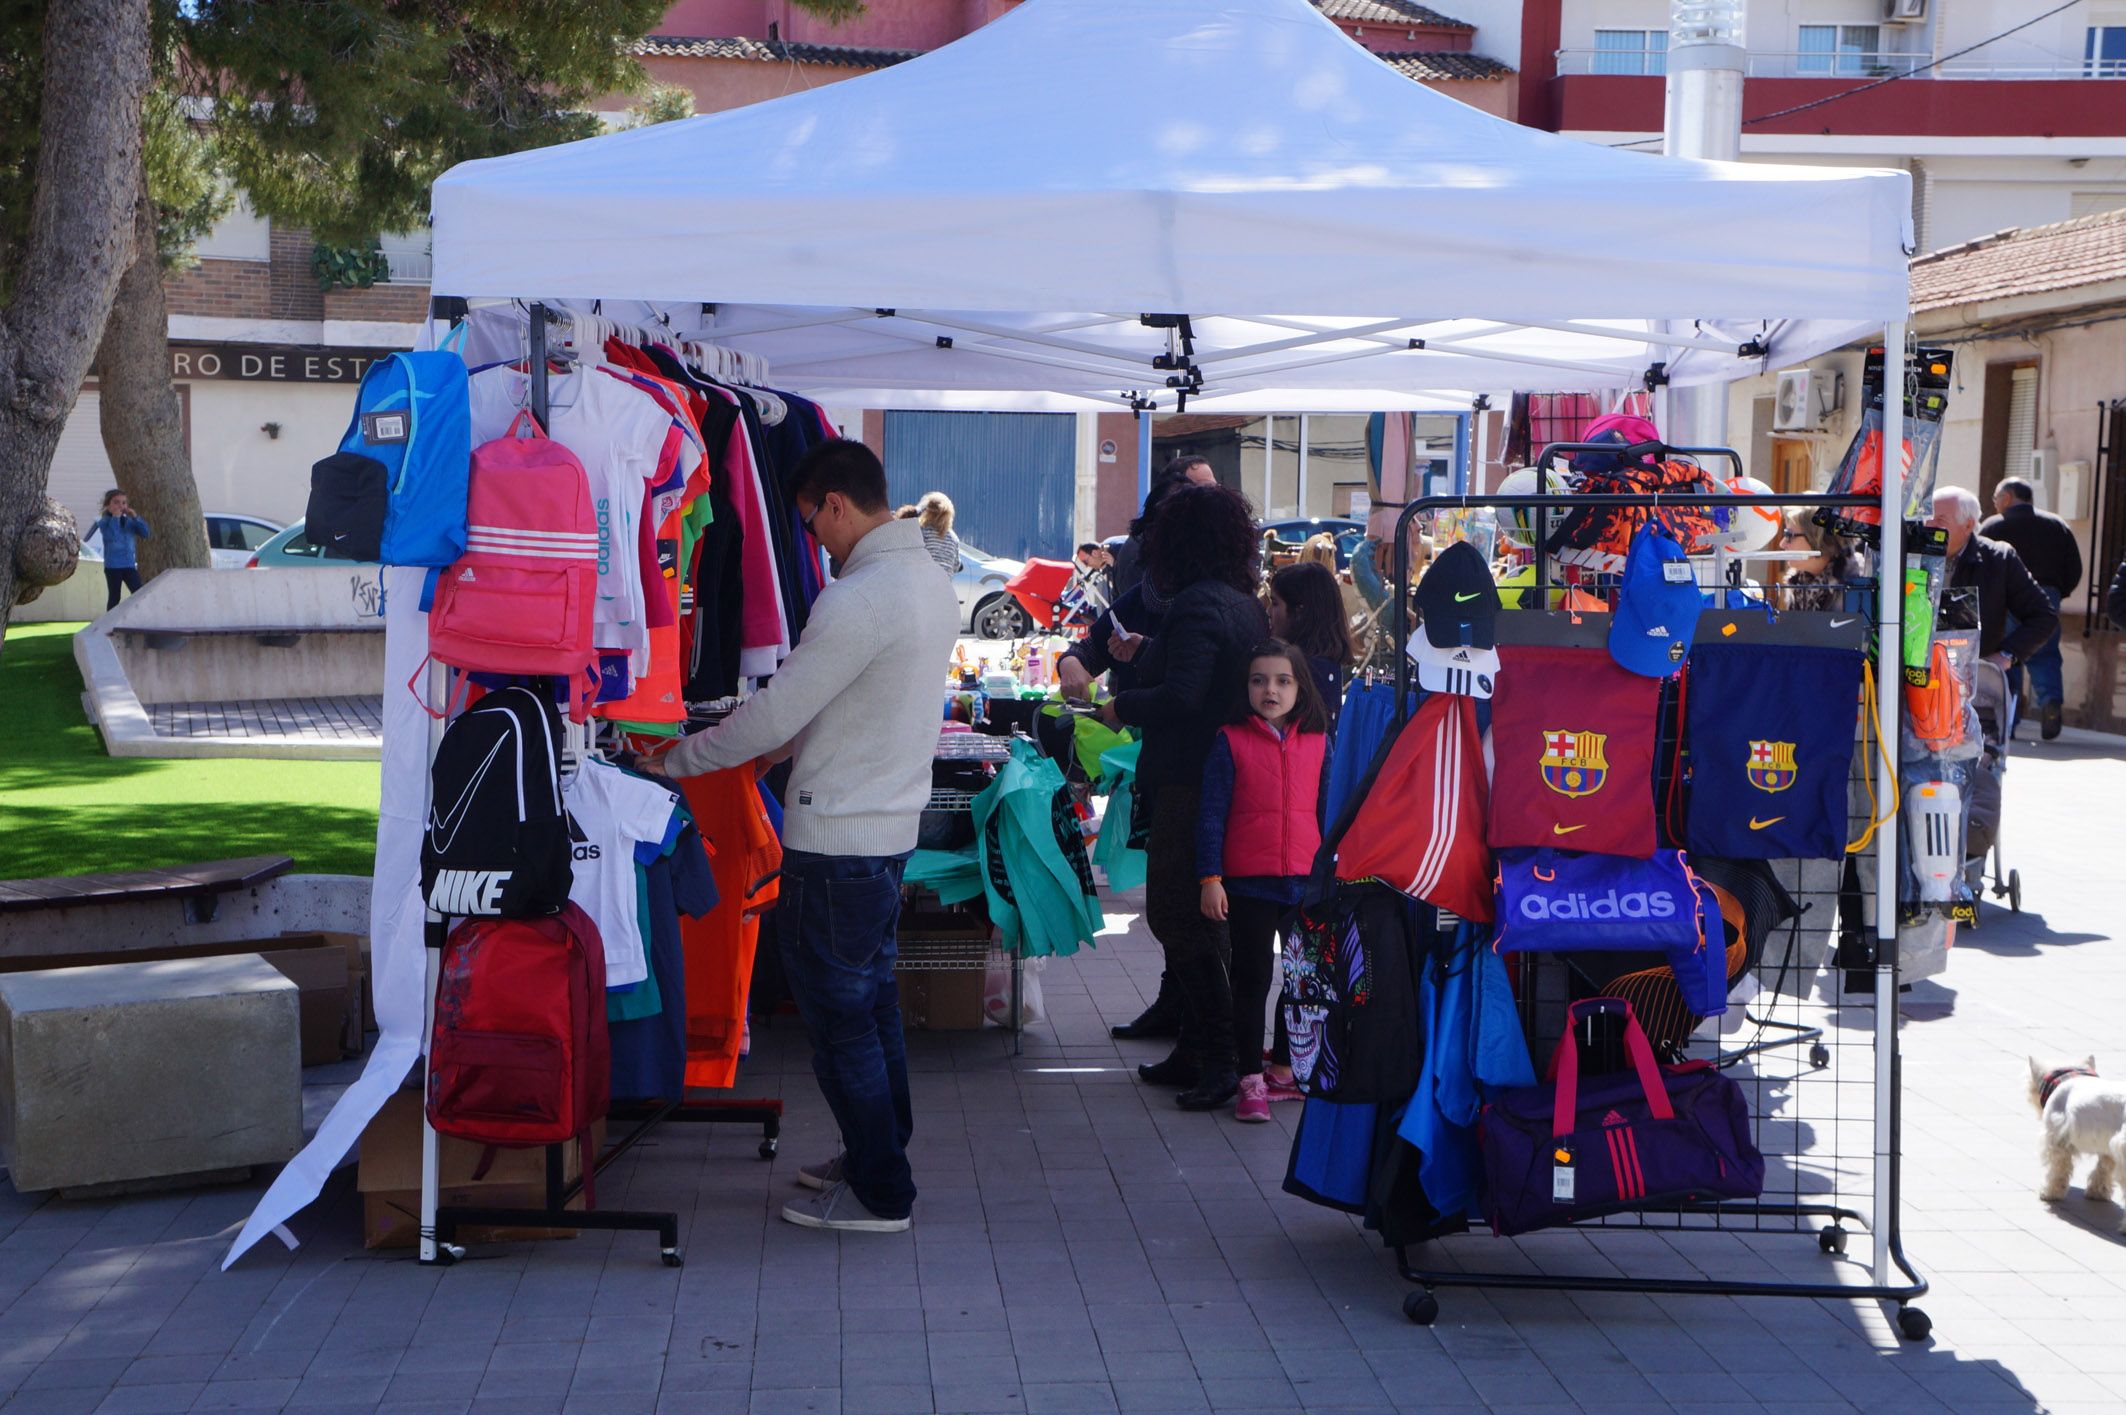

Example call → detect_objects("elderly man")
1928 486 2059 700
649 439 959 1234
1981 476 2083 739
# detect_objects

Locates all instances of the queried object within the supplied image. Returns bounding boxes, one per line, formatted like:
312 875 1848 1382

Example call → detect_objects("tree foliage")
622 83 696 130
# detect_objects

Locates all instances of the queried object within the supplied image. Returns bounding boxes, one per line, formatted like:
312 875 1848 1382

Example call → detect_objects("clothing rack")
1380 474 1930 1340
498 297 775 390
415 301 783 1269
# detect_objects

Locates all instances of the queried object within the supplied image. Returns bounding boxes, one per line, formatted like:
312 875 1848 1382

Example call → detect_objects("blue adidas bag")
338 338 471 567
1494 848 1728 1017
1685 642 1863 861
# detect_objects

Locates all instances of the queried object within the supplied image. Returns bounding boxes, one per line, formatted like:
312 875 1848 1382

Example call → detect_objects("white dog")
2029 1056 2126 1227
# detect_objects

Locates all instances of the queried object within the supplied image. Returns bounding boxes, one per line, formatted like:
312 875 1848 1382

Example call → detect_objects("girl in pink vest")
1197 641 1331 1121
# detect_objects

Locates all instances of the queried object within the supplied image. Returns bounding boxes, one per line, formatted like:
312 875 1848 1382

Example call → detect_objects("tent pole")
1137 408 1153 508
1297 414 1311 518
1874 320 1906 1286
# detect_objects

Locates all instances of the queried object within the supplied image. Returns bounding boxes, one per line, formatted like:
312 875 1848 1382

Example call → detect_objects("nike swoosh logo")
428 736 506 855
1454 591 1482 602
1749 816 1785 830
1552 823 1587 835
1830 618 1855 628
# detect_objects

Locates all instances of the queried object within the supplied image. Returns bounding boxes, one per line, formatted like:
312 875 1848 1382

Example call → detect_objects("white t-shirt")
561 759 678 989
469 366 689 663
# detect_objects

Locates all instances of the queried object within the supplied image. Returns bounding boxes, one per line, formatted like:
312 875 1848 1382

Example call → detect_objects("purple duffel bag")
1478 998 1764 1237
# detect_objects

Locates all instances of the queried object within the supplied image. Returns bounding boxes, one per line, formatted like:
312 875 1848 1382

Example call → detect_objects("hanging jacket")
971 739 1103 958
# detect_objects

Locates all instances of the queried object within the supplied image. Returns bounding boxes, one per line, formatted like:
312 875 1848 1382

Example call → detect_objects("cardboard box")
273 933 368 1057
357 1090 602 1249
0 934 362 1066
896 910 993 1031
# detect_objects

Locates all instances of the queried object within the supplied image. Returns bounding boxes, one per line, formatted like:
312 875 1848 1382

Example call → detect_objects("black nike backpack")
421 685 574 918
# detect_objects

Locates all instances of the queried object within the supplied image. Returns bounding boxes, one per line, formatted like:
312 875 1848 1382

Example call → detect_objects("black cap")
1414 541 1500 650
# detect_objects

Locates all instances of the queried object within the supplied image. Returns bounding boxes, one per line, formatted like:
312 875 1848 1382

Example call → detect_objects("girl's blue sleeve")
1197 733 1235 881
129 515 149 538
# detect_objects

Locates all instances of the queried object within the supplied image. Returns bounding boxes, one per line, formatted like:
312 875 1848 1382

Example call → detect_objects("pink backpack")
427 412 599 716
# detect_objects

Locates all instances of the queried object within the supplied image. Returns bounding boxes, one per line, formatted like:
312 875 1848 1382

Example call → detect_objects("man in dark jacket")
2110 555 2126 631
1930 487 2060 720
1981 476 2083 737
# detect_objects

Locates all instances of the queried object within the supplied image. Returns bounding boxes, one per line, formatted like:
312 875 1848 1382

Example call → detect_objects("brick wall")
324 283 431 323
166 258 270 318
269 225 326 322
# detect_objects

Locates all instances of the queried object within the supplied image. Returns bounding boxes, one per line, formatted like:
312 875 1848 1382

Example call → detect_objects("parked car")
954 542 1034 639
1261 517 1365 569
244 519 379 569
82 511 283 571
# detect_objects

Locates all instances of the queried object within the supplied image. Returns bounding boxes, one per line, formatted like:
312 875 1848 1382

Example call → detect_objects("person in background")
2110 554 2126 630
1107 456 1216 601
1099 483 1268 1110
1267 561 1355 725
86 490 150 610
1928 486 2058 699
917 491 961 573
1067 541 1114 616
1777 509 1865 613
1981 476 2083 739
647 440 960 1234
894 504 920 520
1197 641 1330 1123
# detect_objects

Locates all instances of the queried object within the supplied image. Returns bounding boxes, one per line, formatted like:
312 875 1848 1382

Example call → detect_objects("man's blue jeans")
776 849 916 1220
2007 585 2066 710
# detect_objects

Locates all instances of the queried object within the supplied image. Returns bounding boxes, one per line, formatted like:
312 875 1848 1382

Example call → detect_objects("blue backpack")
332 336 471 566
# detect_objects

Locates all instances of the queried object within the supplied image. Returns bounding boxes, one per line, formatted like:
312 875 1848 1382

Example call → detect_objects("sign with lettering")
168 344 401 384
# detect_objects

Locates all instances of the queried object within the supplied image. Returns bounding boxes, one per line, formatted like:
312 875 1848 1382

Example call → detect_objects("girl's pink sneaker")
1235 1074 1271 1123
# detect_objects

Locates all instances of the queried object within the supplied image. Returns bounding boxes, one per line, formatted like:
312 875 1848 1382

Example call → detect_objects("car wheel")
973 594 1032 640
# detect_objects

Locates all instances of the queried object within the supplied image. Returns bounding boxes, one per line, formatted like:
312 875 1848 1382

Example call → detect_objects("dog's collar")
2040 1066 2098 1107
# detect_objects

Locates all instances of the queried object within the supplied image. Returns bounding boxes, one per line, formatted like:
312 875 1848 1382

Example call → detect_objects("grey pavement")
0 736 2121 1412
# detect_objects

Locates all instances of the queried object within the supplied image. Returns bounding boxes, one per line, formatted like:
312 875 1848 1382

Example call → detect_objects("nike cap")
1608 521 1702 678
1415 541 1501 650
1407 636 1500 699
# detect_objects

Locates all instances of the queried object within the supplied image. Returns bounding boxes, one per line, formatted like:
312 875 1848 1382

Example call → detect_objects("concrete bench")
0 854 293 923
0 955 303 1194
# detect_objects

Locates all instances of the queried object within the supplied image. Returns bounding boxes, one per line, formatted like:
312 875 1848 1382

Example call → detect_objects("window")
1797 24 1885 76
2086 27 2126 76
1592 29 1668 75
377 229 433 284
208 516 280 552
193 197 270 262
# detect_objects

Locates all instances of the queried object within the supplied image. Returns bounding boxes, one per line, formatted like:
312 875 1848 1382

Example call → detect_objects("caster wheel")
2008 871 2022 914
1897 1306 1932 1341
662 1247 686 1269
1809 1043 1830 1070
1818 1226 1848 1255
759 1138 779 1160
1402 1291 1439 1326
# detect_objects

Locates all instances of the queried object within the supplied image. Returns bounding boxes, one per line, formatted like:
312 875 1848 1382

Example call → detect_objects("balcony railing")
1555 48 2119 79
380 248 433 285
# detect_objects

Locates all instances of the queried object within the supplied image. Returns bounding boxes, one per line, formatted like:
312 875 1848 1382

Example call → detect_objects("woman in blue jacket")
86 490 151 608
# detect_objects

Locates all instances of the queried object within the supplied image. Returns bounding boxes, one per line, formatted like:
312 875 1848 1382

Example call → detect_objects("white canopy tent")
228 0 1917 1272
429 0 1910 410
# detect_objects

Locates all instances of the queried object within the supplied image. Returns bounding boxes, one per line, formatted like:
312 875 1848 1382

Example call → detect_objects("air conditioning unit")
1773 369 1816 431
1883 0 1927 24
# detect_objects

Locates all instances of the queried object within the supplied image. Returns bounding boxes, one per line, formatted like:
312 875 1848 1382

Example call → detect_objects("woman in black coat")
1102 483 1268 1109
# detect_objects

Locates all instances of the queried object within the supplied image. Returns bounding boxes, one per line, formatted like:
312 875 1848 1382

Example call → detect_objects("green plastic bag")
1093 739 1147 893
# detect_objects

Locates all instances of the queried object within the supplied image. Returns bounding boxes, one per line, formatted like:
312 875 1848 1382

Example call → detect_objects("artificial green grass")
0 622 380 879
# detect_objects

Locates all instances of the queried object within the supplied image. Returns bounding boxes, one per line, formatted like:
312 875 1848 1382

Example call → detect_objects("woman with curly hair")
917 491 962 573
1100 482 1269 1110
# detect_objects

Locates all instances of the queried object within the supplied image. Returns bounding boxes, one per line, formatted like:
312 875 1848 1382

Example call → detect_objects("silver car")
953 542 1033 639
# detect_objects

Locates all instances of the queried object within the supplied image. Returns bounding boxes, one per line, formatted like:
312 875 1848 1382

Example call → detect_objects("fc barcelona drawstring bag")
1684 642 1864 860
1488 644 1661 859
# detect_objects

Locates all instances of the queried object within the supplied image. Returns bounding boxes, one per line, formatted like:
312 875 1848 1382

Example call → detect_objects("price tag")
361 411 409 444
1662 561 1693 584
1552 1144 1576 1202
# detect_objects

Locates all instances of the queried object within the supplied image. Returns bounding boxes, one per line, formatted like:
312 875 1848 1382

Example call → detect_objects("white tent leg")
1297 414 1311 517
1874 322 1906 1286
1137 410 1153 507
418 656 448 1265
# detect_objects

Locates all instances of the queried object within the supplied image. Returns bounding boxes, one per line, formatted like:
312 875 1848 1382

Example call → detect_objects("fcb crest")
1746 740 1798 793
1540 729 1609 798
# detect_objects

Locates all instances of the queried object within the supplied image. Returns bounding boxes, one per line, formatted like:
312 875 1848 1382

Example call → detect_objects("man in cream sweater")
650 439 959 1233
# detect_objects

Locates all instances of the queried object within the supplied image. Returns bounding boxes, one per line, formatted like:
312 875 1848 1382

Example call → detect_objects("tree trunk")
98 181 209 581
0 0 149 647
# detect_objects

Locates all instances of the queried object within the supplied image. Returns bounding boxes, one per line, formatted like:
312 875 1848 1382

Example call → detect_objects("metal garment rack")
918 730 1025 1055
1380 467 1930 1340
416 301 781 1269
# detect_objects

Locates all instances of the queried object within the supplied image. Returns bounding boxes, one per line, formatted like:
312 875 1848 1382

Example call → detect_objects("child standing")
1197 641 1331 1121
87 490 151 609
1268 561 1356 726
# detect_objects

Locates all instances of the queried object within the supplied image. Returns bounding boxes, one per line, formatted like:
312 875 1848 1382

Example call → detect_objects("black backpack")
306 451 389 561
422 685 573 918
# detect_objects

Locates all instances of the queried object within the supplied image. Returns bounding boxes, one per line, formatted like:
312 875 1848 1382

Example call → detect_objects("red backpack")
428 411 600 715
428 903 610 1165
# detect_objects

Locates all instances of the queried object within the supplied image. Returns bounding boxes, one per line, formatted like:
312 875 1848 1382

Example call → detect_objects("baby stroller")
1963 657 2022 916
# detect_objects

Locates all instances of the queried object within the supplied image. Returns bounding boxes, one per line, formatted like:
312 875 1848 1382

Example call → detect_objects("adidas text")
1518 888 1677 922
429 869 509 914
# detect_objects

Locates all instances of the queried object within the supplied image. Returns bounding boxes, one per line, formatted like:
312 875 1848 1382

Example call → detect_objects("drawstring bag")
1494 847 1729 1018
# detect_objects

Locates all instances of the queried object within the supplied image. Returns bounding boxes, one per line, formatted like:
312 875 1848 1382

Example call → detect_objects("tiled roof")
1910 206 2126 313
633 35 919 69
1377 50 1515 80
1313 0 1474 31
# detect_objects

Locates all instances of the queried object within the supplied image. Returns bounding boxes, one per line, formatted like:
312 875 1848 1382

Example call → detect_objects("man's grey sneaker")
796 1153 845 1191
781 1181 910 1233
